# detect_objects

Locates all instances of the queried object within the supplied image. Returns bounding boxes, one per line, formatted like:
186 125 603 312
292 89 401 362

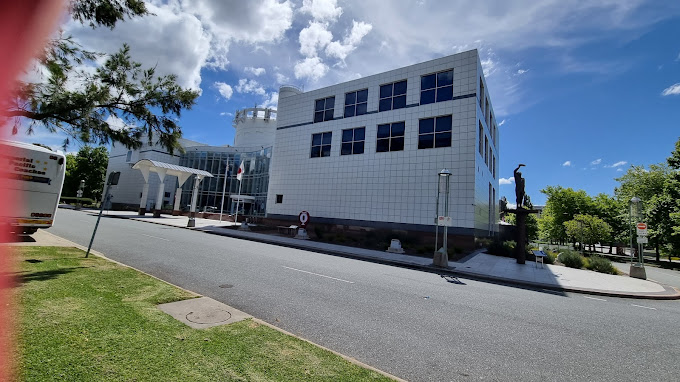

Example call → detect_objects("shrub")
586 256 617 274
544 252 556 265
487 240 516 258
559 250 584 269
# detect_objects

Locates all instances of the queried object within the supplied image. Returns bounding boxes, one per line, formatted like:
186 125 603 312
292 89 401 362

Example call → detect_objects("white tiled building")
266 49 499 238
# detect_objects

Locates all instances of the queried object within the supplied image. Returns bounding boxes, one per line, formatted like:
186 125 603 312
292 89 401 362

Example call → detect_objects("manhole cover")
186 309 231 324
219 284 233 288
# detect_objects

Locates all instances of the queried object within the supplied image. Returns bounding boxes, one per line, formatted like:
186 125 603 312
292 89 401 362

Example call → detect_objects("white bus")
0 140 66 235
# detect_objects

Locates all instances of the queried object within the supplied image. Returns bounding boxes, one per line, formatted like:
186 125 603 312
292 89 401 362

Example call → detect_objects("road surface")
49 209 680 381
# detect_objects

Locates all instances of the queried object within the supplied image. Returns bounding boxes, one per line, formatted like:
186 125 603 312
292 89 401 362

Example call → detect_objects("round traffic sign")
298 211 310 227
636 223 647 230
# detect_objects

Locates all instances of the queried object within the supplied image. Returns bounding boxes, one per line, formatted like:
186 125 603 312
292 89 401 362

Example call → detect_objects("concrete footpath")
65 207 680 300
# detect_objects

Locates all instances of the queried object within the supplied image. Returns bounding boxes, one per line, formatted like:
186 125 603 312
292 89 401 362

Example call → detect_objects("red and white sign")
636 222 648 236
437 216 452 227
298 211 310 228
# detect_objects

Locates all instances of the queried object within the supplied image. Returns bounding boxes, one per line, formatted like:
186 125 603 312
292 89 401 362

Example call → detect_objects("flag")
236 160 244 181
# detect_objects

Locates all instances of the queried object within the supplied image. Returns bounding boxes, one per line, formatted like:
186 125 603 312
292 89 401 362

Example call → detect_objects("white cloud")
261 92 279 109
294 56 329 81
244 67 266 76
609 161 627 168
661 83 680 96
299 21 334 57
676 52 680 61
275 72 290 84
591 159 602 165
617 168 623 172
299 0 343 22
105 114 133 131
214 82 233 100
562 161 571 167
499 177 515 185
516 69 529 75
325 20 373 62
67 2 211 90
220 112 233 116
498 119 506 126
235 79 266 95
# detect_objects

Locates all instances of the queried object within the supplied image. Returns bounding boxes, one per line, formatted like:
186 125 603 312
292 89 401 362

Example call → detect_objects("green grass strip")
14 246 391 381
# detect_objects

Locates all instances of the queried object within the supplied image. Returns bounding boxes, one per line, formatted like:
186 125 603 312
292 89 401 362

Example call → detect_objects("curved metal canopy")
132 159 213 178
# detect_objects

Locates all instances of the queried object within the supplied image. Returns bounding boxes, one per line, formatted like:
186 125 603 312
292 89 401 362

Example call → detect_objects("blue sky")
14 0 680 205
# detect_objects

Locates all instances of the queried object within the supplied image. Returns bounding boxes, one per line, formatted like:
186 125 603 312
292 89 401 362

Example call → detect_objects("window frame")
418 114 453 150
420 69 454 105
314 96 335 123
310 131 333 158
378 80 407 112
376 121 405 153
341 127 366 156
344 89 368 118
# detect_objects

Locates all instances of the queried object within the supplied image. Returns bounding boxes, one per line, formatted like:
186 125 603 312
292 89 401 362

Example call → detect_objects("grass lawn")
13 246 392 381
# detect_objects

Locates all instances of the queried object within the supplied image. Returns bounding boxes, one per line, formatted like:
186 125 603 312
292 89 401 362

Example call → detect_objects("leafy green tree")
615 163 673 258
505 213 539 242
591 193 627 253
664 138 680 255
539 186 594 244
564 214 612 252
63 146 109 200
4 0 198 153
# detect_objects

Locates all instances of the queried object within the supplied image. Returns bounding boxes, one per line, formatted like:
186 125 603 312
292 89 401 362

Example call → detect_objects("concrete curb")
79 210 680 301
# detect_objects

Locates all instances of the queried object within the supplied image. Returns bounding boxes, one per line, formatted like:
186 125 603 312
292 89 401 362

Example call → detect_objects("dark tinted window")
377 124 390 138
379 98 392 112
421 74 436 90
437 85 453 102
314 96 335 122
420 89 435 105
341 127 365 155
394 80 407 95
437 70 453 86
311 132 332 158
315 99 325 111
345 92 356 105
419 118 434 134
380 84 392 98
393 95 406 109
357 89 368 103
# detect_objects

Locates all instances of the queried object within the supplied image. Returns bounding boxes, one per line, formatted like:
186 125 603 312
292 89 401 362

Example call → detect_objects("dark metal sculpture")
513 164 526 207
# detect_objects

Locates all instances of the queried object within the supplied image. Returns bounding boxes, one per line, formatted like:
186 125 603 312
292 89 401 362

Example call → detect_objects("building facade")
105 107 275 215
266 49 499 237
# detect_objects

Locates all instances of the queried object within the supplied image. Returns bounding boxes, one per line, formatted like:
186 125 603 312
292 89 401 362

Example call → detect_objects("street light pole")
629 196 646 280
433 169 452 268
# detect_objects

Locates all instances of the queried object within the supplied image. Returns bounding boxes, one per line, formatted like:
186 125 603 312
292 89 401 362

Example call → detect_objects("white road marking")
282 266 354 284
631 304 656 310
584 296 607 301
138 233 170 241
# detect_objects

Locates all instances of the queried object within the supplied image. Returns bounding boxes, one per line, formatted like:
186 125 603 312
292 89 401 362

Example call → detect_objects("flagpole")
235 179 242 225
219 163 228 222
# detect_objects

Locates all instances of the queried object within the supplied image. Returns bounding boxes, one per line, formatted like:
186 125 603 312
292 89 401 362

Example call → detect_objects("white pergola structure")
132 159 213 218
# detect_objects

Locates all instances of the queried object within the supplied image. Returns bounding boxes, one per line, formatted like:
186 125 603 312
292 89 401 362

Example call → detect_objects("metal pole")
629 203 633 264
219 163 228 222
434 178 440 253
86 183 109 258
443 177 449 256
235 179 242 224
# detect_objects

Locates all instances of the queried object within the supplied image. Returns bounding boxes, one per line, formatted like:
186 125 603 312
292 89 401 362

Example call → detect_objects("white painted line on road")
583 296 607 301
631 304 656 310
282 266 354 284
138 233 170 241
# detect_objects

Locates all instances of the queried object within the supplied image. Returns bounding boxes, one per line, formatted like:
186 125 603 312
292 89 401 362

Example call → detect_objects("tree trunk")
656 244 660 262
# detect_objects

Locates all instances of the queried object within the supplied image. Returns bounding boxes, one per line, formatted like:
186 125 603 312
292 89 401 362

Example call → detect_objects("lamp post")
629 196 646 279
434 169 452 268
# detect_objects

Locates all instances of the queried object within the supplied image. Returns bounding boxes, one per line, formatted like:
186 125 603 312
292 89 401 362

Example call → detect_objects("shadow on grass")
13 267 88 285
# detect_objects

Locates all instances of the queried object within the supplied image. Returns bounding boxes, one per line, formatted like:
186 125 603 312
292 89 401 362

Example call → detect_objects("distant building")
105 107 275 215
266 49 500 240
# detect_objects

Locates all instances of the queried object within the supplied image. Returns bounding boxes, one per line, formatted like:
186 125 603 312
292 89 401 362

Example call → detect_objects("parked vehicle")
0 140 66 234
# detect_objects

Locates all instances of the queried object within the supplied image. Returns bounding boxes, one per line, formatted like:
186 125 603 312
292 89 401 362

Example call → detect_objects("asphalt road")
612 261 680 290
50 209 680 382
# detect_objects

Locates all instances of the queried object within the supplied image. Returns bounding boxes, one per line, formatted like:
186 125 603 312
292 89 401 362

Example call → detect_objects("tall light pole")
434 169 452 268
629 196 646 279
